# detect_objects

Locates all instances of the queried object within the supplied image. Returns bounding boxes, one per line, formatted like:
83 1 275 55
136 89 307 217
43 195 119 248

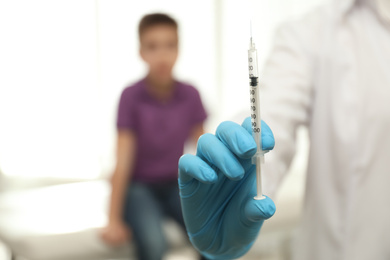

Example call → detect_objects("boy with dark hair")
101 13 207 260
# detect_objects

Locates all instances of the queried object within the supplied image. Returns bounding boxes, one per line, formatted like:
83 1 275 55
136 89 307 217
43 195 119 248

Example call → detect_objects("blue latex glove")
178 117 276 260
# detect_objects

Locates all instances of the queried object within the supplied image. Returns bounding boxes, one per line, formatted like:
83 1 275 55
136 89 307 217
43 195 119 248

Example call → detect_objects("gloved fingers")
215 121 257 159
244 195 276 222
242 117 275 151
178 154 218 184
197 133 245 180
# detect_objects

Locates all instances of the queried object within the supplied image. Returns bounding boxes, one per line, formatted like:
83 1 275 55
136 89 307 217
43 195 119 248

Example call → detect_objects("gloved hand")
178 117 276 260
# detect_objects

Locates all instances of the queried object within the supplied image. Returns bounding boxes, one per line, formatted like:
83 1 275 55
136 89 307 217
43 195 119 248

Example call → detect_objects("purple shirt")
117 78 207 183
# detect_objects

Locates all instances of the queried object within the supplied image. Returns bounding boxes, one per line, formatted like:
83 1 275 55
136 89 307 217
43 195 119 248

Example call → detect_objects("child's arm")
102 129 136 245
191 123 204 143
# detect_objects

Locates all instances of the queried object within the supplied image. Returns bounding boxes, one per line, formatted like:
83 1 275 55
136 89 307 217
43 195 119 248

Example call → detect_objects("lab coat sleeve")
261 18 316 198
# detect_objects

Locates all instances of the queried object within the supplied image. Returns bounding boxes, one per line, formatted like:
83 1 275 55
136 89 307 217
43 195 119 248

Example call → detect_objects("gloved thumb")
244 195 276 222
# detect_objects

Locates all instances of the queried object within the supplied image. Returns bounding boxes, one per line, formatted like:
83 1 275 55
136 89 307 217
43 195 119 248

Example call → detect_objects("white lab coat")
260 0 390 259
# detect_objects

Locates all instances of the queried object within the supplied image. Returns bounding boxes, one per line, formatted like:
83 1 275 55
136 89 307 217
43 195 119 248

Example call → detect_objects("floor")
0 244 286 260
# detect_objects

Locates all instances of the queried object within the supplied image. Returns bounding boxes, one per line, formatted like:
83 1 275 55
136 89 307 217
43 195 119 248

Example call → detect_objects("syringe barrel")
249 84 263 164
248 46 259 78
248 37 266 200
248 42 263 163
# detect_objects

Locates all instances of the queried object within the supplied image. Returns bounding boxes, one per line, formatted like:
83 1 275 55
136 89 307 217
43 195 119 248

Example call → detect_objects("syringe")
248 27 265 200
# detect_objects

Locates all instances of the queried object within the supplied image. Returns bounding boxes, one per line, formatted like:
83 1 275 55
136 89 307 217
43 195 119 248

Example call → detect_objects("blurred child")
101 13 207 260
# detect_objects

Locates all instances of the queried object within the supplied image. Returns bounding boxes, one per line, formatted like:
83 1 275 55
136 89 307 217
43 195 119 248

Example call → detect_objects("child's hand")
101 220 131 246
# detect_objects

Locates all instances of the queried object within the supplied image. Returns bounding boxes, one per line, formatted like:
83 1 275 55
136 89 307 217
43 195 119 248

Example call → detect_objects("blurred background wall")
0 0 327 182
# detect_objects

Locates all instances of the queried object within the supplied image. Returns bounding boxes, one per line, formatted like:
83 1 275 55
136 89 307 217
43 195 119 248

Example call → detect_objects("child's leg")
163 181 185 228
123 182 167 260
163 181 209 260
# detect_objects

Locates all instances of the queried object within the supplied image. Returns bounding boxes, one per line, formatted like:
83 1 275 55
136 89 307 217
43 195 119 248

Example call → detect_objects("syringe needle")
250 20 252 43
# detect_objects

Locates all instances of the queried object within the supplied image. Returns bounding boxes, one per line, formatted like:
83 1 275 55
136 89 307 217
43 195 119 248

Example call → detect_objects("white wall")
0 0 327 180
0 0 100 178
